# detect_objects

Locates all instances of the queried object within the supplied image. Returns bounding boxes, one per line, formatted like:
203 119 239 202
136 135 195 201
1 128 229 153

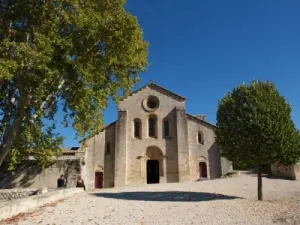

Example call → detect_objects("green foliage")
216 81 300 167
0 0 148 168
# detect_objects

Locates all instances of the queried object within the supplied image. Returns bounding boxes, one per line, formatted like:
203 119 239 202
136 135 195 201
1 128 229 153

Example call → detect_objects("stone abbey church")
81 82 232 190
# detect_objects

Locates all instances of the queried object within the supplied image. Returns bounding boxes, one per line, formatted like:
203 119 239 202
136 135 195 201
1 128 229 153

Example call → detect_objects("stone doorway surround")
141 146 165 184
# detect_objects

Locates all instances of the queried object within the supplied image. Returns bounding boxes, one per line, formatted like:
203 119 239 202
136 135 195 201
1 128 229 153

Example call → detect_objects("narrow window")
198 132 204 144
134 119 141 138
148 115 157 138
105 142 110 154
163 120 170 137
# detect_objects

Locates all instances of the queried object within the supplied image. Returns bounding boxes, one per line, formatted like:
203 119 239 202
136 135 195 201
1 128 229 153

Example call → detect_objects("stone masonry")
81 82 232 190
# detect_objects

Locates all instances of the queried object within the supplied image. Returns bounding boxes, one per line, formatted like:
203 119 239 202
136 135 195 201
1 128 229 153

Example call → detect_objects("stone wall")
80 84 232 188
271 163 300 180
0 189 44 202
119 86 184 186
82 136 97 191
176 108 190 182
114 110 127 187
104 124 115 188
188 117 232 180
81 123 115 190
0 188 83 221
0 158 82 189
220 157 233 175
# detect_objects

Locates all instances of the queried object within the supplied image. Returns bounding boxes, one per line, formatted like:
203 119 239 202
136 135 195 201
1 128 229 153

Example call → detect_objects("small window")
148 115 157 138
105 143 110 154
163 120 170 137
134 119 141 138
198 132 204 144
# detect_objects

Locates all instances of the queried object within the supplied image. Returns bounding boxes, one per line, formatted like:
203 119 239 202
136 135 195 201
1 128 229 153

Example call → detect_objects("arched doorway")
144 146 164 184
199 162 207 178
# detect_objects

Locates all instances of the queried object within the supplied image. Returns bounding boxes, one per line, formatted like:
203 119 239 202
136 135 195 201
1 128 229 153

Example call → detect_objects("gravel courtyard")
3 174 300 225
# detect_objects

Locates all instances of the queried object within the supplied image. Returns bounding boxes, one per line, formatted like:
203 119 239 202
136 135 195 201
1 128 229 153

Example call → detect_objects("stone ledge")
0 188 84 221
0 188 42 201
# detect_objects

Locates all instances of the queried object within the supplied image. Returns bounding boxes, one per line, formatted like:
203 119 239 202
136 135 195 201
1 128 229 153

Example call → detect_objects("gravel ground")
2 174 300 225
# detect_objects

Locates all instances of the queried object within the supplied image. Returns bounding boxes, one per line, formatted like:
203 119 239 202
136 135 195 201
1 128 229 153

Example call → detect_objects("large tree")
0 0 148 169
216 81 300 201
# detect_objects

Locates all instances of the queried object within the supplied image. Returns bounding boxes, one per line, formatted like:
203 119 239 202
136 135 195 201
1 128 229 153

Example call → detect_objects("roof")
61 147 81 153
79 121 116 143
100 121 116 132
186 113 216 130
119 81 186 105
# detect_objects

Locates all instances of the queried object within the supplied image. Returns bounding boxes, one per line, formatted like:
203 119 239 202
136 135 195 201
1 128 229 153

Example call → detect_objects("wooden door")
94 172 103 188
199 162 207 178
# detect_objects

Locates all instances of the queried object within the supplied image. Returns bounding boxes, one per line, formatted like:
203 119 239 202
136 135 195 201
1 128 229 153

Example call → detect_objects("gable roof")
119 81 186 105
79 121 116 144
186 113 216 130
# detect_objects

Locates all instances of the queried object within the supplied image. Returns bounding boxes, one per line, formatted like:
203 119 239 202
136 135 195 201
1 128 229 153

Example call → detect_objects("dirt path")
2 175 300 225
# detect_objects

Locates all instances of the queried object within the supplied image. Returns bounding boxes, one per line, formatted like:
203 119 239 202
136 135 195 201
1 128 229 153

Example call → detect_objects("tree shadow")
0 159 82 189
91 191 243 202
245 173 293 180
0 161 41 188
262 174 294 180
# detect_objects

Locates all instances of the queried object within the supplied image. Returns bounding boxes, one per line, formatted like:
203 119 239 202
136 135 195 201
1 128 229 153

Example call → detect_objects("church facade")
80 82 232 190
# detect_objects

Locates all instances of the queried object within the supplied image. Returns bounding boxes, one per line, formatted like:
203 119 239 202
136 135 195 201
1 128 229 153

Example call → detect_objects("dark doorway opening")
95 172 103 188
199 162 207 178
147 160 160 184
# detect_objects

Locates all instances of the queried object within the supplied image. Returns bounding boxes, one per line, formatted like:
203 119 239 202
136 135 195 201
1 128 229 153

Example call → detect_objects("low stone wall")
0 159 82 189
0 188 84 221
271 163 300 180
0 188 47 202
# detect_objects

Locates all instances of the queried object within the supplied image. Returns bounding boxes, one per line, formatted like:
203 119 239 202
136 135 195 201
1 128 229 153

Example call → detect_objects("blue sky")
60 0 300 147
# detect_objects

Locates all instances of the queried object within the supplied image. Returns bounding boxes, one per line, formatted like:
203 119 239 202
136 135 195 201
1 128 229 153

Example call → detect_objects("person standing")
76 176 86 191
57 174 65 188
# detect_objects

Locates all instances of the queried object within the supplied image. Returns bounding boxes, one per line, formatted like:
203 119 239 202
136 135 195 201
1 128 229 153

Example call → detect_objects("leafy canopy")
216 81 300 167
0 0 148 169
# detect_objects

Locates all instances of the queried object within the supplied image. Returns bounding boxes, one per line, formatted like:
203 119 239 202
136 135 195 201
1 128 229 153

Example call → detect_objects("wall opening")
147 160 160 184
94 172 103 188
133 118 142 138
163 120 170 138
198 131 204 144
148 115 157 138
199 162 207 178
105 143 110 154
143 146 164 183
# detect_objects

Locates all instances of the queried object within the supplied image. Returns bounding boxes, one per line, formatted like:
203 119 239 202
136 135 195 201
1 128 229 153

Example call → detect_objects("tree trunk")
0 93 28 166
257 164 263 201
0 86 16 140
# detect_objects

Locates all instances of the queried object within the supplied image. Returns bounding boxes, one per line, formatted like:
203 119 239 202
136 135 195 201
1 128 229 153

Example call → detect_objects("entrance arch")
144 146 164 184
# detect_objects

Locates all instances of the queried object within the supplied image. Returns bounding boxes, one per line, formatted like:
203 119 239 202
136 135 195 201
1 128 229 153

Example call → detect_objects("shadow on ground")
91 191 243 202
249 173 294 181
262 174 295 180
